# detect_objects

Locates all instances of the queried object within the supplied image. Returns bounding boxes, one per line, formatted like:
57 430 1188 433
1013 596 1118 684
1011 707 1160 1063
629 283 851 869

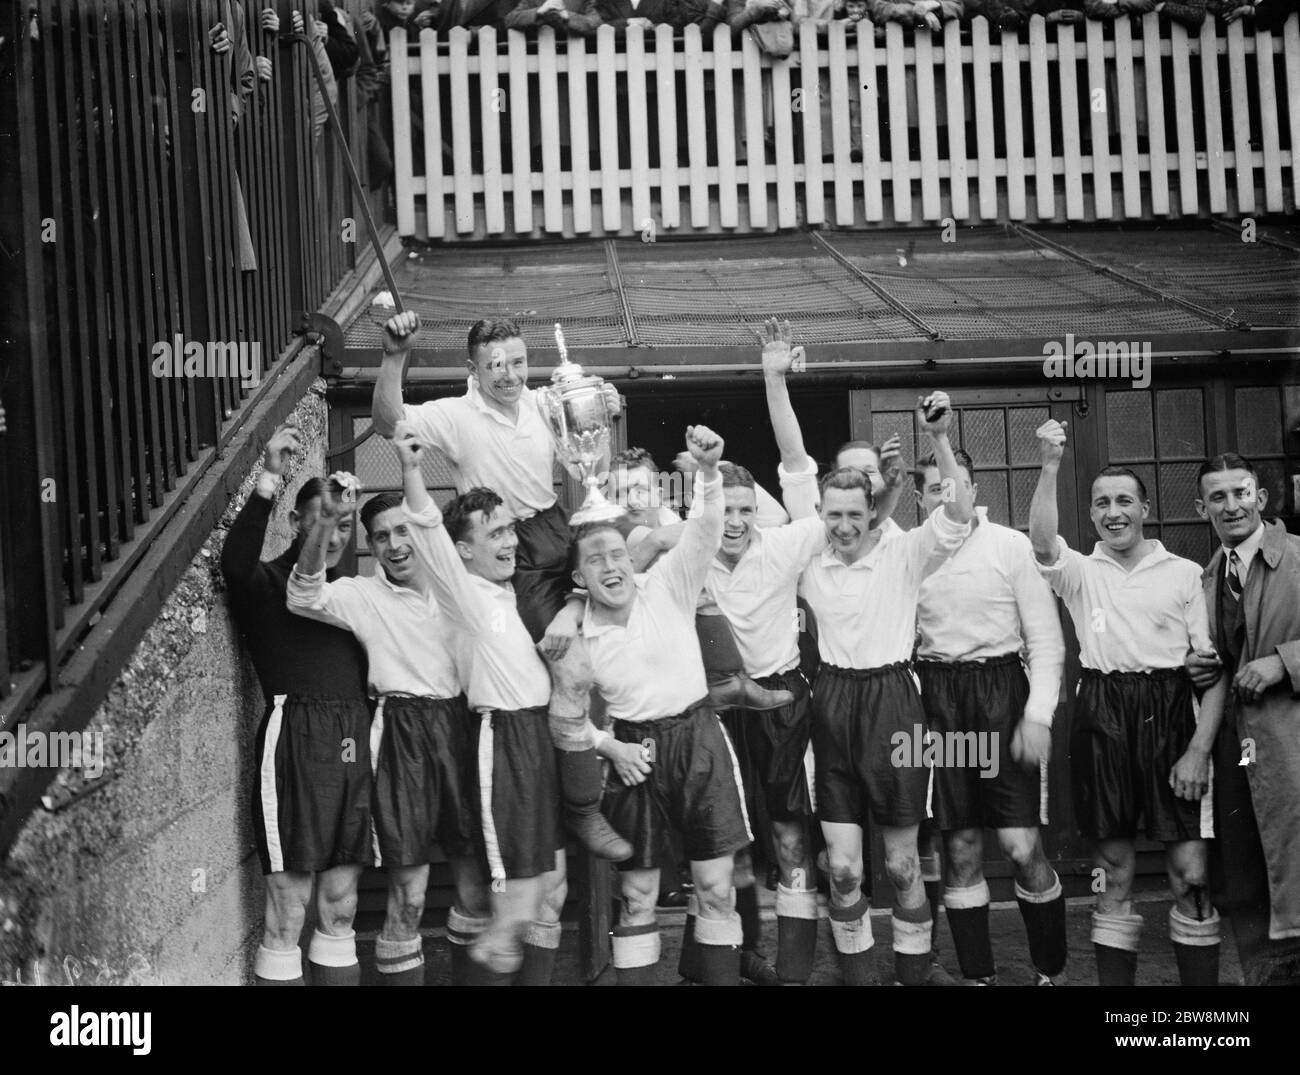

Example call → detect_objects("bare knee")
691 858 736 918
772 822 809 876
387 871 428 936
264 874 311 947
1167 841 1211 914
620 871 659 927
944 829 984 887
825 849 863 898
317 867 361 934
1094 841 1135 913
997 829 1053 891
884 846 921 894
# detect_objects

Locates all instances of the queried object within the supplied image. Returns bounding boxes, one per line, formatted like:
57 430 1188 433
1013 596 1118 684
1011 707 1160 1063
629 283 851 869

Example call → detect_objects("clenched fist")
918 390 955 437
382 311 421 358
1036 418 1068 466
685 424 724 473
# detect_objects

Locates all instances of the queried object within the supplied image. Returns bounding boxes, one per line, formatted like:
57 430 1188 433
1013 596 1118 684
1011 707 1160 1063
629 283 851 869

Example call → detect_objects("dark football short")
513 503 572 643
603 700 753 870
917 654 1042 831
253 694 374 876
720 666 814 836
371 694 476 868
812 662 931 829
1071 667 1208 843
473 704 565 881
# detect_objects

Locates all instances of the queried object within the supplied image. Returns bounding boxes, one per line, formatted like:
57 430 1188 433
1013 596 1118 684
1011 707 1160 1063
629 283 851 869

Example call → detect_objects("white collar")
1225 522 1266 568
1087 538 1176 574
583 577 649 637
373 564 429 599
465 376 529 427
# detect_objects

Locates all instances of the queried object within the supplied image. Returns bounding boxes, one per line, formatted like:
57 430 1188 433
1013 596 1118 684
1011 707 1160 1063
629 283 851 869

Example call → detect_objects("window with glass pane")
1233 387 1292 520
1104 388 1212 565
886 405 1048 533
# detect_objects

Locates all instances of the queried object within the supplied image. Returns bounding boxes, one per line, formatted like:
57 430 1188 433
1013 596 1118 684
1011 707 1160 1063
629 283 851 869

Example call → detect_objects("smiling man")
912 447 1067 986
575 425 754 986
607 447 794 714
372 312 628 863
287 478 486 987
393 428 569 986
222 425 373 987
767 345 971 987
1185 453 1300 985
1028 420 1229 987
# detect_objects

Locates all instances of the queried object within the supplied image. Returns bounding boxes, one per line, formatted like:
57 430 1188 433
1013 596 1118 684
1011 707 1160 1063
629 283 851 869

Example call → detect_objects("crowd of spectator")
369 0 1300 37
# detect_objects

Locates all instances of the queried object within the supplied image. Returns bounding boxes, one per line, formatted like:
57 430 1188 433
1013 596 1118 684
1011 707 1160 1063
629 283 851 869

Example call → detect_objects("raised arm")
630 521 685 571
898 393 972 583
221 423 299 602
870 434 905 530
286 473 366 631
372 311 420 439
920 391 973 526
761 317 812 475
658 426 726 607
1029 419 1068 565
393 429 493 634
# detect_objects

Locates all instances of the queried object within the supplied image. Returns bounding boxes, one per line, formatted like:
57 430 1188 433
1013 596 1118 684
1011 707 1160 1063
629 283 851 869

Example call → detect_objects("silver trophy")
536 323 624 526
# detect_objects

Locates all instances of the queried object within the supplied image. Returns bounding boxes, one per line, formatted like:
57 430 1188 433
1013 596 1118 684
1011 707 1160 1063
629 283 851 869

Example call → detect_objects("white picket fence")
392 14 1300 239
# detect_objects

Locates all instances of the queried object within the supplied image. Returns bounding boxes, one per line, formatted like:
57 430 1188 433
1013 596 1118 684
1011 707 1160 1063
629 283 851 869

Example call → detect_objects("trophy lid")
550 322 594 387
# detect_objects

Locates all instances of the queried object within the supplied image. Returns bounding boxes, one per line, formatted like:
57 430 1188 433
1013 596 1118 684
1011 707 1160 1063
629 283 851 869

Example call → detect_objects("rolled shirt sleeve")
286 568 365 632
778 456 820 521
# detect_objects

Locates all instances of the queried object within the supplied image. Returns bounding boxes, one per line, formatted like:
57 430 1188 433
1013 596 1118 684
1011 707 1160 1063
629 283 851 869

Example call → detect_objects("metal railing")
393 14 1300 239
2 0 385 721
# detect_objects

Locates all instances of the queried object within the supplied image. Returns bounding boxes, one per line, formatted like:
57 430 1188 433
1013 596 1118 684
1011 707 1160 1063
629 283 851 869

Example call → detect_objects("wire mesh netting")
341 228 1299 353
612 234 923 345
343 242 626 349
827 228 1218 337
1034 228 1300 329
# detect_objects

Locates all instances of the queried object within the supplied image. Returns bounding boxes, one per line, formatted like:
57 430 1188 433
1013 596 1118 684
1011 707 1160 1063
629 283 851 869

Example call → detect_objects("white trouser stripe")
717 718 754 843
370 697 386 868
1039 756 1050 827
478 711 507 882
923 726 935 819
803 740 816 813
259 695 287 874
1200 757 1215 839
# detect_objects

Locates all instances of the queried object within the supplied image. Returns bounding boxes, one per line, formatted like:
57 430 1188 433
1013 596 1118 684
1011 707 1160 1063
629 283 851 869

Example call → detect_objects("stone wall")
0 380 330 986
